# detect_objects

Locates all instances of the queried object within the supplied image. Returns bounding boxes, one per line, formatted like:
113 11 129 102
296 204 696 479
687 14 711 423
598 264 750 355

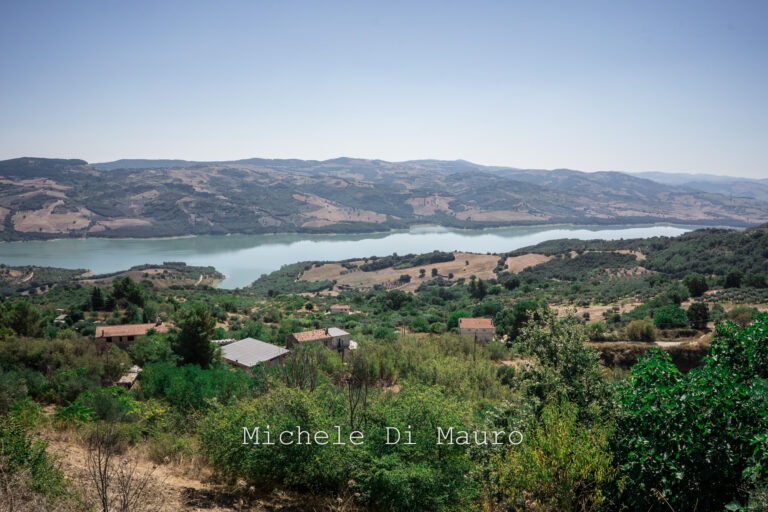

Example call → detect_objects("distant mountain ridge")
0 156 766 241
629 171 768 202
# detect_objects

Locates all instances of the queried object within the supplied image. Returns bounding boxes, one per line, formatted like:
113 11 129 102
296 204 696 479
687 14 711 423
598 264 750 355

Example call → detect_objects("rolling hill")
0 156 766 241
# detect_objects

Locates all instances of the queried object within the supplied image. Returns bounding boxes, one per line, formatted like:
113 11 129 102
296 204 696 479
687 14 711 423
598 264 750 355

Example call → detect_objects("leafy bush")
652 304 688 329
614 316 768 510
512 309 607 416
728 305 759 327
139 362 253 412
491 400 619 510
625 319 656 342
0 415 67 497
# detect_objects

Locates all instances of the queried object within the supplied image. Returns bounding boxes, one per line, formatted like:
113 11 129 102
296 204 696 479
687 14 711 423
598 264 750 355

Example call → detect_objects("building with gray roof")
221 337 290 371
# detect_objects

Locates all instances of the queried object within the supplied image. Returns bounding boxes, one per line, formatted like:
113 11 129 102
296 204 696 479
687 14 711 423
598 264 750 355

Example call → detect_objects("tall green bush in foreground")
491 400 619 511
614 315 768 511
199 384 478 511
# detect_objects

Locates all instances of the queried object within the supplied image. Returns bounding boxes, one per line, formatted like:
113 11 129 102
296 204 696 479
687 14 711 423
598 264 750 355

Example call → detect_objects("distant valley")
1 156 766 241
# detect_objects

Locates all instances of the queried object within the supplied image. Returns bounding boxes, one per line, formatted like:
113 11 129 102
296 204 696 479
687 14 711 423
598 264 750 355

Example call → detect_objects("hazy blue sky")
1 1 766 177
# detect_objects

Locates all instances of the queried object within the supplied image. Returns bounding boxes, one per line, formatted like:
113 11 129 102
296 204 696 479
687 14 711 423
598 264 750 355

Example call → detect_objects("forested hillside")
1 157 766 241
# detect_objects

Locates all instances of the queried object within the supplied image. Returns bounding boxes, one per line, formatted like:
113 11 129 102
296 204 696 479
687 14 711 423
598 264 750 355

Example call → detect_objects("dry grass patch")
293 193 386 227
300 252 499 293
12 200 91 233
552 301 642 320
504 253 552 273
82 267 221 290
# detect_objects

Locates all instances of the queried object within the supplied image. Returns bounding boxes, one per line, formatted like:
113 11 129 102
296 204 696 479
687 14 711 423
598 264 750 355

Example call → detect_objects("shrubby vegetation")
1 226 767 510
614 315 768 510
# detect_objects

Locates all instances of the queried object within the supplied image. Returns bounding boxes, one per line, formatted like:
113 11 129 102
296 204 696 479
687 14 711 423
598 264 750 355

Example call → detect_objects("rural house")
330 304 351 315
95 321 168 346
458 317 495 343
285 327 357 361
221 337 290 371
285 327 352 350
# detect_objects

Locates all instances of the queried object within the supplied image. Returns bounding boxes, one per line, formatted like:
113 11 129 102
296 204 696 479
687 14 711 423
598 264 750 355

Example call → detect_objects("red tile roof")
96 322 168 338
458 318 494 329
290 329 330 343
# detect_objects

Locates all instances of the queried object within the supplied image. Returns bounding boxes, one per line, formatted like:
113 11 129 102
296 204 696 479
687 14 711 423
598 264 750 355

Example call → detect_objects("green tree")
379 290 411 311
91 286 106 311
129 333 176 366
683 272 708 297
122 303 142 324
141 302 158 323
469 276 488 300
724 269 743 289
280 343 327 392
356 386 478 511
494 300 542 342
112 276 146 307
173 305 216 368
447 310 471 330
687 302 709 330
653 304 687 329
513 308 607 414
4 300 42 337
499 273 521 290
744 272 768 289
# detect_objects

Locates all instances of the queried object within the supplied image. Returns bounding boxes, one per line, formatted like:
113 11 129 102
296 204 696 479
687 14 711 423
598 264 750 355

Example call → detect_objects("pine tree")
173 305 216 368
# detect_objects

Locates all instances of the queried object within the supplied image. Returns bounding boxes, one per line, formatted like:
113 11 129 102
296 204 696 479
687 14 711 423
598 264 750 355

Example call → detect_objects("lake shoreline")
0 224 725 289
0 217 750 246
